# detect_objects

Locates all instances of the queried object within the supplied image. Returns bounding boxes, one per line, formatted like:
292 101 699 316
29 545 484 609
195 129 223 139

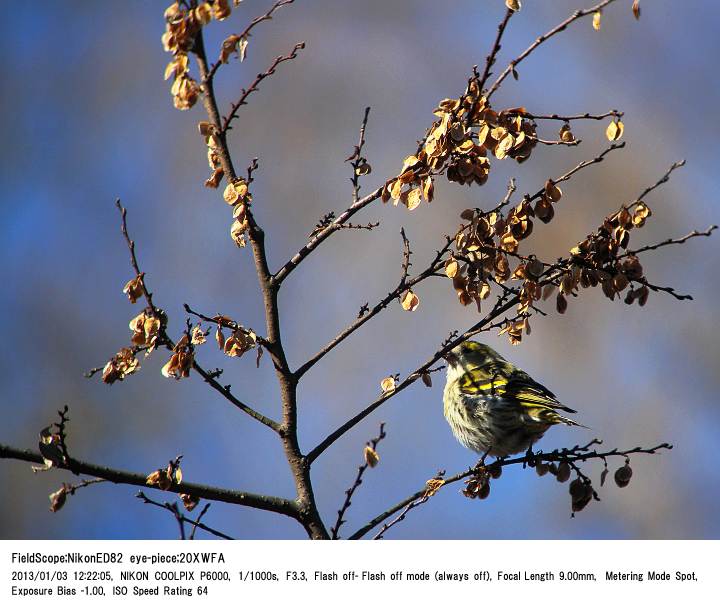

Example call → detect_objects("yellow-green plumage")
443 341 582 457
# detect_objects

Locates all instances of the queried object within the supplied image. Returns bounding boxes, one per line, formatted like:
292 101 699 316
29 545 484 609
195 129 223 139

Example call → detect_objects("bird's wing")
456 362 512 396
504 369 577 414
455 365 583 427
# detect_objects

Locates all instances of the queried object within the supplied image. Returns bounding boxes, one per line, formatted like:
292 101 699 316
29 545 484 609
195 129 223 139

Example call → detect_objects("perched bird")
443 341 583 457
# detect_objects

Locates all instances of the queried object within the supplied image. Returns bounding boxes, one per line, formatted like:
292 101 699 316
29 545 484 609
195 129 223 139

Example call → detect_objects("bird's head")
444 340 503 371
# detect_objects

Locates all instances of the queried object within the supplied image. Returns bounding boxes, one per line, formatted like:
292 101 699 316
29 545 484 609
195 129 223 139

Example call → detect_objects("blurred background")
1 0 718 540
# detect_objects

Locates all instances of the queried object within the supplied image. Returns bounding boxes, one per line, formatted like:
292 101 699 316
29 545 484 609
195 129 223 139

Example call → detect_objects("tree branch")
346 106 372 203
273 185 385 285
350 441 672 539
295 237 453 379
115 200 279 431
0 443 297 519
477 7 515 93
136 492 233 540
486 0 619 99
204 0 297 84
306 295 521 464
632 159 685 203
221 42 305 135
330 422 386 539
194 27 328 539
624 225 717 257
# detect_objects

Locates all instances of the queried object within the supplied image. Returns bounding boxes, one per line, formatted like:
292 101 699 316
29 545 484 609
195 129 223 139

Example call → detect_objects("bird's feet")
473 448 492 471
524 445 536 467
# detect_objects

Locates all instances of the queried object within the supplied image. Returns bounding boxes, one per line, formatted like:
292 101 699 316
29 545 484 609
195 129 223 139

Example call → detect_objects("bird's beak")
442 351 458 366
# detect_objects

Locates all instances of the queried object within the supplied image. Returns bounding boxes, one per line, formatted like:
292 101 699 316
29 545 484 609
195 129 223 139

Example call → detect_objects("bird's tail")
557 413 589 429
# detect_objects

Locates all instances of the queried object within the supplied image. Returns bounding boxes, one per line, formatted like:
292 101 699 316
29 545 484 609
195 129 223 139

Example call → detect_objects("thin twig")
295 237 453 379
624 226 717 257
192 360 281 430
273 185 385 285
116 200 157 310
308 212 379 239
501 177 517 208
346 107 372 203
532 135 581 147
205 0 296 83
137 492 233 540
170 502 186 540
331 423 387 539
305 294 522 464
350 442 671 539
632 160 685 204
399 228 413 286
372 496 428 540
637 278 693 301
487 142 624 217
519 109 622 122
114 202 279 431
477 7 515 93
221 43 305 134
189 503 212 540
487 0 619 99
0 442 298 519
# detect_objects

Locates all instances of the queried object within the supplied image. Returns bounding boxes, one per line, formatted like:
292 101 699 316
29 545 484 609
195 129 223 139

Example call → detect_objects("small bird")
443 341 583 457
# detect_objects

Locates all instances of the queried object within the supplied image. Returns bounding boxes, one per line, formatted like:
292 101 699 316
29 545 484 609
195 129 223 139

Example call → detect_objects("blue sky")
1 1 718 539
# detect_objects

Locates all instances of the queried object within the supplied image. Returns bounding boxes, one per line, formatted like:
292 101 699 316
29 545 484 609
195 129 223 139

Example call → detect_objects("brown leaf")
102 347 141 384
422 176 434 202
355 162 372 176
180 493 199 511
544 180 562 202
146 469 172 491
390 179 403 201
401 155 421 173
400 290 420 311
424 477 445 498
49 485 68 513
212 0 232 22
444 258 459 279
194 3 212 25
191 325 206 345
406 187 422 211
380 376 396 394
364 446 380 468
542 283 556 301
606 119 624 141
122 274 145 304
556 293 568 314
559 124 575 142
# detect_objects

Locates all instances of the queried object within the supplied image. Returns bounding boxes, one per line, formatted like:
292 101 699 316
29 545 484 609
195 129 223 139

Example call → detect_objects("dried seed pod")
614 464 633 488
526 258 544 279
570 478 593 512
556 293 568 314
364 446 380 468
569 478 585 501
487 462 503 479
536 462 550 477
556 461 571 483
